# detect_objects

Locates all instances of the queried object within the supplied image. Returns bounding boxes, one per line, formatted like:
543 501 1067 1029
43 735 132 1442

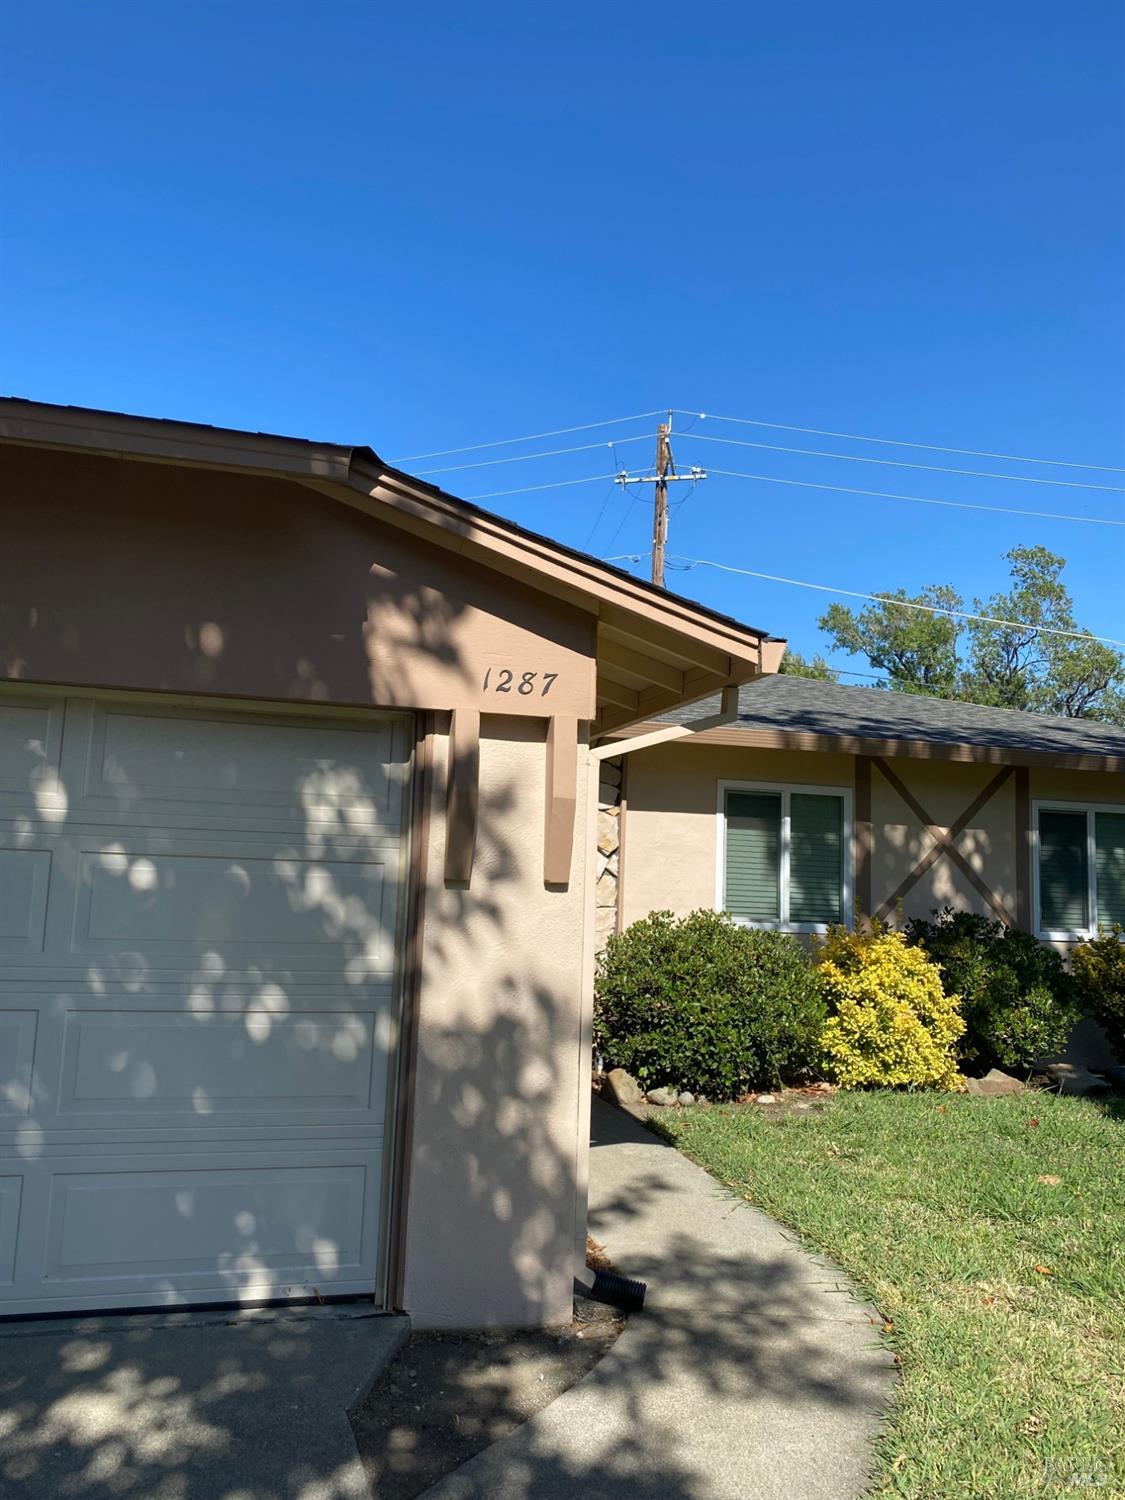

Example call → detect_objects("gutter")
590 685 741 762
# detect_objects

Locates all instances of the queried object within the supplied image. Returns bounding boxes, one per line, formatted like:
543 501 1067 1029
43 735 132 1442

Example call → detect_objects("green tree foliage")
778 649 839 681
817 547 1125 724
819 586 962 697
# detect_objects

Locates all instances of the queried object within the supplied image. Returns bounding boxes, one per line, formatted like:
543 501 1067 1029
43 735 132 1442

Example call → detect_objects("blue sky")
3 2 1122 667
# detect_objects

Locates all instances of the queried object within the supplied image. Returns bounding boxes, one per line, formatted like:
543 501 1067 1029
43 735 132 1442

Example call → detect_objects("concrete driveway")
0 1303 407 1500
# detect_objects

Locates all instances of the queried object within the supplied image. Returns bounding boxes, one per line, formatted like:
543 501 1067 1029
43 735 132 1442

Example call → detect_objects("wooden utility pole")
614 414 706 589
651 422 671 588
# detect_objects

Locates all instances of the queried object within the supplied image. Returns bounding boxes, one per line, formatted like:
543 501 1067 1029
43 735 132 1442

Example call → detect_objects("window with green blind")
724 792 781 921
723 784 849 930
1036 804 1125 936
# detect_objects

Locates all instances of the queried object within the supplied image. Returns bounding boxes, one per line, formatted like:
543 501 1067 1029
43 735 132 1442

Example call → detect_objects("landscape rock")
966 1068 1026 1098
756 1093 777 1105
677 1091 695 1106
604 1068 644 1107
646 1087 678 1108
1045 1062 1111 1096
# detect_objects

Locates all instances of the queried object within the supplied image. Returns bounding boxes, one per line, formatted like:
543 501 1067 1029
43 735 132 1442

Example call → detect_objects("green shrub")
814 924 964 1090
1071 924 1125 1060
906 909 1080 1072
594 909 826 1099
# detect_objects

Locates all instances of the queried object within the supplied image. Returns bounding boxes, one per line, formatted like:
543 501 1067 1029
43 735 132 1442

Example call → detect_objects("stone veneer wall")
595 756 623 952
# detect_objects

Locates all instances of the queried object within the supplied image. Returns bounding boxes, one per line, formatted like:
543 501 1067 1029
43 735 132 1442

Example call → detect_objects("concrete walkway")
0 1303 408 1500
424 1098 895 1500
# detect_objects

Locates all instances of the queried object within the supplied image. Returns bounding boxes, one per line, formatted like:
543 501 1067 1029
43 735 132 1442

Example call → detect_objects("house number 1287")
481 668 558 697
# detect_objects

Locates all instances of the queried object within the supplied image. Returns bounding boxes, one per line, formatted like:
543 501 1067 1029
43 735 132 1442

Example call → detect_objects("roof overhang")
603 719 1125 774
0 398 785 732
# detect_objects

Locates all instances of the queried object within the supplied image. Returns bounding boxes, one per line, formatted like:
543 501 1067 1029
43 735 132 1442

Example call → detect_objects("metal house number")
481 667 559 698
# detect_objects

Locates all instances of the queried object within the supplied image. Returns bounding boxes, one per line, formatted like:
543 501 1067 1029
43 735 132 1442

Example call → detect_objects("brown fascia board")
0 397 784 681
604 720 1125 774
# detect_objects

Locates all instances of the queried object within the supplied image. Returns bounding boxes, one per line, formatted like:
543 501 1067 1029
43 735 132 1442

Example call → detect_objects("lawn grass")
657 1092 1125 1499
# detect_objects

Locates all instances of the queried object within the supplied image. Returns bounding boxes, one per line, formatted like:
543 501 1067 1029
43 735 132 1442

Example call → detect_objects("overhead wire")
671 409 1125 475
690 467 1125 527
412 433 651 477
466 472 619 501
673 431 1125 493
665 556 1125 647
390 410 666 463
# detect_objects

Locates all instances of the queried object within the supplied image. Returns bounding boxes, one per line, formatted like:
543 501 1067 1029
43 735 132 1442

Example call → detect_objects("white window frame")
1033 799 1125 941
715 779 854 934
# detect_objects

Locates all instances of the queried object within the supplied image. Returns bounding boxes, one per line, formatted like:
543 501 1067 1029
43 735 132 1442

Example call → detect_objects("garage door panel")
0 848 51 953
79 703 410 833
45 1160 372 1284
0 1010 37 1116
57 1007 387 1121
0 698 65 810
0 693 407 1316
0 1177 21 1283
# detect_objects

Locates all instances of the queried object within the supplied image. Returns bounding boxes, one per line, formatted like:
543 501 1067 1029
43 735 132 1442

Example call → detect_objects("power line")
672 409 1125 475
390 410 666 463
675 432 1125 493
414 433 651 477
581 479 620 552
466 472 619 501
666 555 1125 647
698 467 1125 526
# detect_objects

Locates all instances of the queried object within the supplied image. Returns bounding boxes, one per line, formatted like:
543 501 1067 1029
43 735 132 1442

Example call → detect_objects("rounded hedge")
594 909 826 1099
906 908 1080 1072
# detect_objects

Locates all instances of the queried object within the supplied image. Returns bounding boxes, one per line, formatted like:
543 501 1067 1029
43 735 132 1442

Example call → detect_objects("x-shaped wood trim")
872 758 1014 925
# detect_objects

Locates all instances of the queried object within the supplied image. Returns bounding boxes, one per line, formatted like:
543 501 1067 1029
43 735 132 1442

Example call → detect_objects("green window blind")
725 792 781 921
790 794 844 925
1039 809 1088 932
1095 812 1125 926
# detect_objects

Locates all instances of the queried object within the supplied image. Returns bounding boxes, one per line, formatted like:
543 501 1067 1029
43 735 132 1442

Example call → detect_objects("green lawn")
657 1092 1125 1500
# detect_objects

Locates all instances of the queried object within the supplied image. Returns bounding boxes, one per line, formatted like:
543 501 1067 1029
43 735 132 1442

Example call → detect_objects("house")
599 675 1125 947
0 397 785 1328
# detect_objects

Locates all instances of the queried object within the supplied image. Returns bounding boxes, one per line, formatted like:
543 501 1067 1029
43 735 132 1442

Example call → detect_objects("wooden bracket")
544 715 578 886
854 755 874 929
872 759 1014 924
1014 765 1031 931
444 708 480 884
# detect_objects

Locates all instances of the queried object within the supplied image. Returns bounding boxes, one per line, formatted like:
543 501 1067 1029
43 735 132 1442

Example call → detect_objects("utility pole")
615 413 706 588
652 422 671 589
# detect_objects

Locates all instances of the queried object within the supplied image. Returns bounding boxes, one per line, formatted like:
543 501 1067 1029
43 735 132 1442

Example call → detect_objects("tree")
816 547 1125 725
960 547 1125 719
778 649 839 681
818 585 963 697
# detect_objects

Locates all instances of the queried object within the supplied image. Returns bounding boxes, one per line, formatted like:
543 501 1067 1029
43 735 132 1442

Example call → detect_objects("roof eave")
599 719 1125 773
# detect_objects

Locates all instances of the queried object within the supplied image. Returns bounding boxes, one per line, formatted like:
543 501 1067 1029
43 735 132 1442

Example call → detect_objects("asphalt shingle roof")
657 673 1125 759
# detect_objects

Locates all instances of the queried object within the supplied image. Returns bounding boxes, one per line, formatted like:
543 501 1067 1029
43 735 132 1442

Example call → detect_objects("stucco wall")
0 444 595 707
621 742 855 926
622 741 1125 934
3 445 596 1331
404 716 588 1329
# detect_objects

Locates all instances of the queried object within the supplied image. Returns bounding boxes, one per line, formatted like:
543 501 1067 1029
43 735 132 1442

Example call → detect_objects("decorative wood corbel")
444 707 480 883
544 715 578 886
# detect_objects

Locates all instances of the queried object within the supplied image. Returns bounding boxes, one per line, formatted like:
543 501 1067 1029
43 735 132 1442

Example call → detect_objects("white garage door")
0 693 410 1316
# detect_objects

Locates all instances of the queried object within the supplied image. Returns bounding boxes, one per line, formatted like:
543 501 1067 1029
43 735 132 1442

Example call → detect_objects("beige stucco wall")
621 742 855 925
2 444 596 1331
872 759 1017 924
405 716 589 1329
623 741 1125 934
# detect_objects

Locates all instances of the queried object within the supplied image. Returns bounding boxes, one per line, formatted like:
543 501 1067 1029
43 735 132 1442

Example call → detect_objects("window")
1034 802 1125 938
718 781 852 932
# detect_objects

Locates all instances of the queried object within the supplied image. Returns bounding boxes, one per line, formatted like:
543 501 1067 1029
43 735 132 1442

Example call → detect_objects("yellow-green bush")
815 925 965 1090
